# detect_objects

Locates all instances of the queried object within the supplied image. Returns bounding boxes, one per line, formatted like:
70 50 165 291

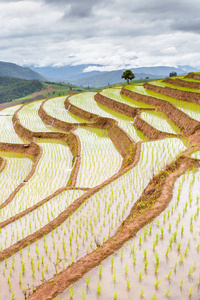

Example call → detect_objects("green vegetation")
0 77 43 103
121 70 135 84
0 71 200 299
0 77 90 104
0 61 44 80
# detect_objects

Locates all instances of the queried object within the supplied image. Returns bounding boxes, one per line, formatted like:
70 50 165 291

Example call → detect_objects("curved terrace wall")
0 157 6 173
0 142 141 263
39 100 89 132
94 92 138 117
121 86 200 137
94 92 154 117
134 115 176 140
13 105 81 187
144 82 200 104
42 96 137 169
164 77 200 90
27 146 200 300
0 187 89 230
0 142 42 209
65 97 100 122
186 72 200 81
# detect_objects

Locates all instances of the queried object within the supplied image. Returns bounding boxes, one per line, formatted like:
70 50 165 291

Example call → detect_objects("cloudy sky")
0 0 200 70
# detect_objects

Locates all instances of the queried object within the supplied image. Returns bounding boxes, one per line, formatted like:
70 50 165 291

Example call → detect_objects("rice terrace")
1 72 200 300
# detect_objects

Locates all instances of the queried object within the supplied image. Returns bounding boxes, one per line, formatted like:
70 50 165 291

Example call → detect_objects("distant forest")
0 76 43 103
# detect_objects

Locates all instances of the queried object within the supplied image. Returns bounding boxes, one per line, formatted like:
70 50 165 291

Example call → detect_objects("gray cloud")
0 0 200 69
172 19 200 34
45 0 106 18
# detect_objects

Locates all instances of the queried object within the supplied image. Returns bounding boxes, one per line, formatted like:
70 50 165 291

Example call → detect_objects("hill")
0 76 90 105
31 65 200 88
0 61 45 81
0 77 43 103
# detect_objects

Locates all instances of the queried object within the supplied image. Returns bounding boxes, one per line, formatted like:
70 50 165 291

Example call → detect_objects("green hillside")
0 61 45 80
0 77 43 103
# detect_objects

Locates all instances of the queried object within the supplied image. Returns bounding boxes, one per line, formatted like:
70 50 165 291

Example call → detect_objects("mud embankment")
134 115 176 140
27 146 200 300
38 100 89 132
121 86 200 137
144 82 200 104
94 92 154 118
186 72 200 81
104 119 137 168
164 77 200 90
94 92 175 142
94 93 138 117
0 157 6 173
65 97 100 122
13 105 81 187
0 187 89 230
0 142 42 210
0 142 141 263
41 97 136 169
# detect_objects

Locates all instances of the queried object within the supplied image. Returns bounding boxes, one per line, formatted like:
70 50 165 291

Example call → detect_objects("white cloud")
0 0 200 69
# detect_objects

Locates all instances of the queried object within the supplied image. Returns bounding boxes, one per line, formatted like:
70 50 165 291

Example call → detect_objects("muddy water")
0 138 185 299
141 111 181 134
17 100 66 133
0 104 22 116
0 139 73 222
0 152 33 206
75 127 123 188
100 88 154 109
126 85 200 123
150 80 200 93
0 104 27 143
0 190 85 251
97 102 149 142
69 91 148 142
43 96 89 124
57 168 200 300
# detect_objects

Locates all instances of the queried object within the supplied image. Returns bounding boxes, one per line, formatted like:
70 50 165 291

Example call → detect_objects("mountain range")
0 61 200 88
31 64 200 87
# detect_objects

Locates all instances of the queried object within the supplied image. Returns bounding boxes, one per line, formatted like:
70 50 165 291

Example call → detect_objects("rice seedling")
96 282 102 294
1 81 200 300
113 291 118 300
86 275 91 288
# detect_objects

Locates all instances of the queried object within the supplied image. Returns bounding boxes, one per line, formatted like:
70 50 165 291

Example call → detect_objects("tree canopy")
121 70 135 84
169 71 177 77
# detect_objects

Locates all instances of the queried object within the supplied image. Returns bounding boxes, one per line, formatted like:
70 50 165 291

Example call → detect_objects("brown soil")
164 77 200 90
94 93 138 117
0 187 89 230
1 87 199 299
94 92 154 118
12 104 81 187
0 96 140 262
65 97 100 122
0 142 42 210
134 114 177 140
40 97 136 168
0 142 141 263
28 147 200 299
188 128 200 144
144 82 200 104
38 100 89 132
30 88 57 99
186 72 200 81
0 157 6 173
120 87 200 136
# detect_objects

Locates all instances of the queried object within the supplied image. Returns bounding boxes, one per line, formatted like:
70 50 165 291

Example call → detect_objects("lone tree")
169 71 177 77
121 70 135 84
